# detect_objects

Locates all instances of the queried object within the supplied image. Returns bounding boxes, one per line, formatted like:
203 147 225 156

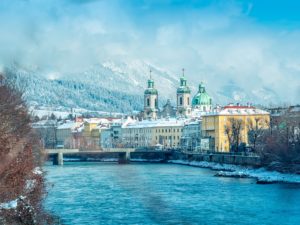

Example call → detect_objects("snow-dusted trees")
0 74 56 224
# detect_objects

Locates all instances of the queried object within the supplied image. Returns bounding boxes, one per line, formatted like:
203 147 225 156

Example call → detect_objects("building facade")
201 104 270 152
181 120 202 151
160 99 176 118
122 119 185 149
100 123 123 148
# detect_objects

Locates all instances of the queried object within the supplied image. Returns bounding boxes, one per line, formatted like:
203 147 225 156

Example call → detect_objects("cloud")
0 0 299 104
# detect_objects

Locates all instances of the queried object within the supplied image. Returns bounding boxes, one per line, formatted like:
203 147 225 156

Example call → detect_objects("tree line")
224 113 300 173
0 74 57 224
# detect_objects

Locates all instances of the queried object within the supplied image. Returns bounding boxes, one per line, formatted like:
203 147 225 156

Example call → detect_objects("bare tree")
247 117 269 152
224 117 244 152
260 111 300 173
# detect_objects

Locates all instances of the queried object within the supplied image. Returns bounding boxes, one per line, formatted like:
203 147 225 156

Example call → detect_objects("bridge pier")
53 152 64 165
118 151 130 164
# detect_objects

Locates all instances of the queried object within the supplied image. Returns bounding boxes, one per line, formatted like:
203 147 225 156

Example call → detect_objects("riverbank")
49 151 300 184
168 159 300 184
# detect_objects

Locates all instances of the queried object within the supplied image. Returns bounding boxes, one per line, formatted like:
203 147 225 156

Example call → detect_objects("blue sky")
0 0 299 103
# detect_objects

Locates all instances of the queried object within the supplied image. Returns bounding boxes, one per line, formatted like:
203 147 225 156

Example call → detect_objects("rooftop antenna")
149 69 152 79
182 68 185 77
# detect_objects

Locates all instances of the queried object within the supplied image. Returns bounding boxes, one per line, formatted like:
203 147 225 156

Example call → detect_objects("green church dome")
192 82 212 106
177 76 191 94
144 79 158 95
144 89 158 95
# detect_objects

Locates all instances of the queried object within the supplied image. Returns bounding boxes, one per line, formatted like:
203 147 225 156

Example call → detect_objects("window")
179 96 183 105
147 98 150 107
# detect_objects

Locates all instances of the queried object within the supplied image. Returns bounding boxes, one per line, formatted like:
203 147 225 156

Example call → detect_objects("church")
142 70 212 120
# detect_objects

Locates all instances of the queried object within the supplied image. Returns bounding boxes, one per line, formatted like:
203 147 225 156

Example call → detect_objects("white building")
181 120 202 151
122 118 186 149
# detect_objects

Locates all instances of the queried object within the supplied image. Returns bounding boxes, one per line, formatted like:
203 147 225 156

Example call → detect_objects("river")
44 162 300 225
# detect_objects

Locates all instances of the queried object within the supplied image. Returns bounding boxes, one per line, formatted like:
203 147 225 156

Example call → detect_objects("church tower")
144 70 158 120
176 69 191 117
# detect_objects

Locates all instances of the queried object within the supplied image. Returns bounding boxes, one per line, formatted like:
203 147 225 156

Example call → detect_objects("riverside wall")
167 152 261 167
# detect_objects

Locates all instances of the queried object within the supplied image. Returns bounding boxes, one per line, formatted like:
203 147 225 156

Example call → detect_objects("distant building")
56 121 83 148
181 120 201 151
32 120 57 148
122 118 185 149
100 123 123 148
202 104 270 152
100 117 136 148
266 105 300 137
82 118 109 150
159 99 176 118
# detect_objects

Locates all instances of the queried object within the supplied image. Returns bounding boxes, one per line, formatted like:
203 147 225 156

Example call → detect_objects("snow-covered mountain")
3 60 280 113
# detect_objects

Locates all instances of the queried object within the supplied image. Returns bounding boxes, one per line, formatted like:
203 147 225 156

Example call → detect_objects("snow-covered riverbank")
168 160 300 184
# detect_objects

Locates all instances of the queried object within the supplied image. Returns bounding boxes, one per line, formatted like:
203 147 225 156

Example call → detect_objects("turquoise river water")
44 162 300 225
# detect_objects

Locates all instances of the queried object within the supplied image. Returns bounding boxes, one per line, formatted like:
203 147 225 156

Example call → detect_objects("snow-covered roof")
32 120 57 128
84 118 110 124
124 118 187 129
57 121 77 130
191 108 209 118
121 117 137 128
203 105 269 116
289 106 300 113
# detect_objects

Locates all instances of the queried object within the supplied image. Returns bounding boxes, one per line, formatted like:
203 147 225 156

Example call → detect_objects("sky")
0 0 299 104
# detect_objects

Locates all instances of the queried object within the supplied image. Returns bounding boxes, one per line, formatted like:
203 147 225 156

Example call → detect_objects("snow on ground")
25 180 36 192
33 167 43 175
0 199 18 210
168 160 300 184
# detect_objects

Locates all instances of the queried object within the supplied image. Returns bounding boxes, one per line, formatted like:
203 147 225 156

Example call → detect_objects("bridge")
45 148 136 165
45 148 172 165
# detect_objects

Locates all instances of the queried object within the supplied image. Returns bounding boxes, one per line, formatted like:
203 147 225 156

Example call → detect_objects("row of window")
155 128 183 133
155 136 180 140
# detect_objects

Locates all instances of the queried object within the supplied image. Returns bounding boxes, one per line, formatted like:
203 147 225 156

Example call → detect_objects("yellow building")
202 104 270 152
82 118 109 150
122 119 185 148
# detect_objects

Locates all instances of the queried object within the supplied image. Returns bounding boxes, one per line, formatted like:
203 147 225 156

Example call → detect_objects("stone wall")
169 152 261 167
